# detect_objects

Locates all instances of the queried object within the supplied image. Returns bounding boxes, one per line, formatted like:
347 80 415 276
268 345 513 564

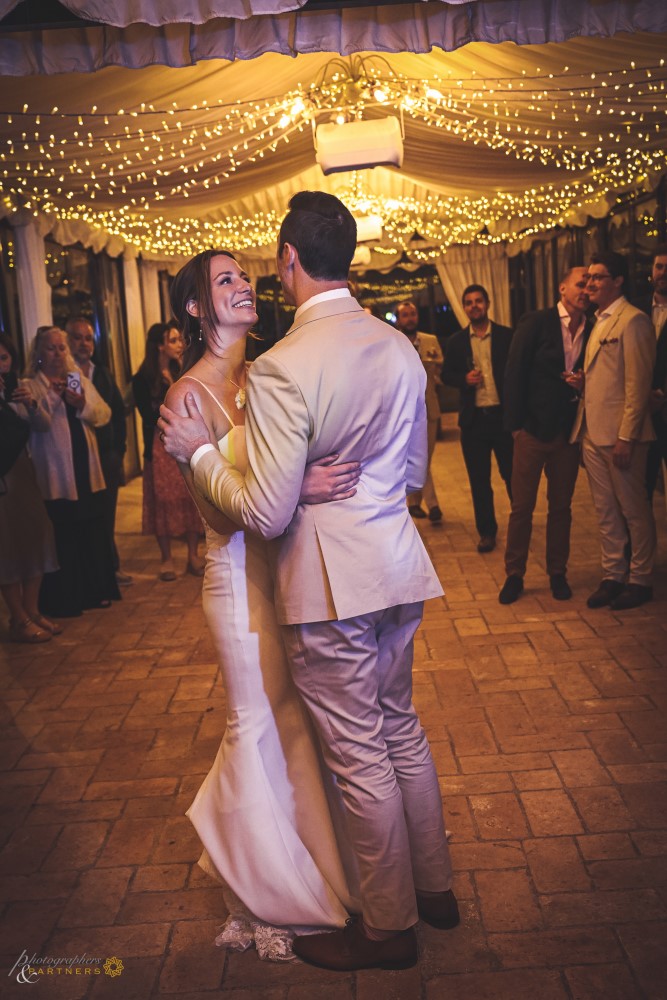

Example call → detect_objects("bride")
164 250 360 960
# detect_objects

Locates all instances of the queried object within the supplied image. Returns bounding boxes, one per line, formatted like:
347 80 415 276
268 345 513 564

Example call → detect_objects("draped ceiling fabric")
0 1 664 74
0 1 665 280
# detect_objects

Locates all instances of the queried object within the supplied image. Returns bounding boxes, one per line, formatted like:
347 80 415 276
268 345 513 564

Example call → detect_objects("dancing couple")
159 191 458 971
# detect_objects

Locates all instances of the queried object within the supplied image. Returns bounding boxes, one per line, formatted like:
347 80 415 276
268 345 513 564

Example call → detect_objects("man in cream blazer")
570 251 656 611
395 299 444 522
159 192 457 972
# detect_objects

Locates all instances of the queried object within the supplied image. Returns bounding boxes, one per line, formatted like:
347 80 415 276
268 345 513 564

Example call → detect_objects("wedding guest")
66 316 132 586
25 327 120 617
441 285 514 553
0 332 59 642
132 322 204 580
634 244 667 500
395 300 444 523
572 252 656 610
499 267 593 604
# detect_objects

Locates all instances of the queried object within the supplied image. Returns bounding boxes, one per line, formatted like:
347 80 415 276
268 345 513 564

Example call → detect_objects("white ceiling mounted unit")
315 116 404 176
354 214 384 243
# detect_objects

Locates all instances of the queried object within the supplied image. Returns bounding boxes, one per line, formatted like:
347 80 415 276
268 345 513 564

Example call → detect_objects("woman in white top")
25 327 120 618
163 250 361 961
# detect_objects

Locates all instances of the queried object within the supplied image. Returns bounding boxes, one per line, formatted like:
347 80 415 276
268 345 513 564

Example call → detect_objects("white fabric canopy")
0 1 478 25
0 3 664 276
0 1 664 75
2 30 665 262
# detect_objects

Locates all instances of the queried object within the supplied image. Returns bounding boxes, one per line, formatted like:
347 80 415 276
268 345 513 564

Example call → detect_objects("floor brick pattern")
1 416 666 998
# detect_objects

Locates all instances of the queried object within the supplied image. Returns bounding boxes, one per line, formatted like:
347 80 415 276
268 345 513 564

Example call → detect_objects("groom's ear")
186 298 199 318
279 242 297 269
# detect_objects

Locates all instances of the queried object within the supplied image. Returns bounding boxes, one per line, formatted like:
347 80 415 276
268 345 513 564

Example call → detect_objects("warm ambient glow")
0 54 665 257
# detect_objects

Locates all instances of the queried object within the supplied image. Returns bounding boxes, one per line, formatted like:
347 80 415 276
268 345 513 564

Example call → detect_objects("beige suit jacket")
570 298 656 446
412 332 443 423
193 296 443 625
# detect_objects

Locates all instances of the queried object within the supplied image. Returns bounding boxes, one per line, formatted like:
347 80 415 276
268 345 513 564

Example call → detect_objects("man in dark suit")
634 243 667 501
498 267 592 604
66 316 131 585
442 284 513 553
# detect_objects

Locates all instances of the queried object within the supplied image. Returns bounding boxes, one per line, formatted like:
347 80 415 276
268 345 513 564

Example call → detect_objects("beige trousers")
582 435 656 585
282 601 453 931
408 416 440 511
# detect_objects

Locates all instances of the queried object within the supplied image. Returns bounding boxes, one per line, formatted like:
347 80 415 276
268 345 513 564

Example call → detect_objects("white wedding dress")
185 385 359 961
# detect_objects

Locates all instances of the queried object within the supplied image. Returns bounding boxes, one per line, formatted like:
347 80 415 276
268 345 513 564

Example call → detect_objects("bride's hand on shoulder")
300 453 361 505
158 386 213 465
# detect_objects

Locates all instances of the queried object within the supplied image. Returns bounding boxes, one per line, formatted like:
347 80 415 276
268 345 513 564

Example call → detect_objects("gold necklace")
201 354 246 410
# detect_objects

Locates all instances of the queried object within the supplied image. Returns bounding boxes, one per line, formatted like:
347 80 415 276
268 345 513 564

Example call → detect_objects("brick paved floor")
1 416 666 999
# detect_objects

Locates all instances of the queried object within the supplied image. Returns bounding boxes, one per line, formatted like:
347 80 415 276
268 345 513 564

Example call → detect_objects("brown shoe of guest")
609 583 653 611
292 917 417 972
416 889 460 929
586 579 624 609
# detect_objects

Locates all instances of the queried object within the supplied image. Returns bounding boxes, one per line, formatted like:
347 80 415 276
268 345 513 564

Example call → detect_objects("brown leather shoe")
416 888 460 929
609 583 653 611
586 579 624 609
292 917 418 971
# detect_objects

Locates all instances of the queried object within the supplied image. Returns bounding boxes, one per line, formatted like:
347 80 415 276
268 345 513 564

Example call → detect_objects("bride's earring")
198 323 203 342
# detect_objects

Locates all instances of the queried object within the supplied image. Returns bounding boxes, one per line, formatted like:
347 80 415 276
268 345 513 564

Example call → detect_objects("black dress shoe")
416 889 460 930
409 504 427 519
292 917 418 972
609 584 653 611
477 535 496 553
550 574 572 601
428 505 443 523
586 579 624 609
499 574 523 605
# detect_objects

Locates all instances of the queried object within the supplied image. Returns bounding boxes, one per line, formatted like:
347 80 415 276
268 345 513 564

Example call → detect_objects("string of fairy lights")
0 53 666 257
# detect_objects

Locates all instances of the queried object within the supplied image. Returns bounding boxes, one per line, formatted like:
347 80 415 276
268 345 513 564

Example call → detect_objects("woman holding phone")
25 326 120 617
0 332 59 642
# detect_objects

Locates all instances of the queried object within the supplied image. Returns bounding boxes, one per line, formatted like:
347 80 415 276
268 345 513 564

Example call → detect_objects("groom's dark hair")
278 192 357 281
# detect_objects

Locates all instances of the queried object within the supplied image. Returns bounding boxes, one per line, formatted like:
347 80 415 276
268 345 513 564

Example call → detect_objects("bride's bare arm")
165 381 241 536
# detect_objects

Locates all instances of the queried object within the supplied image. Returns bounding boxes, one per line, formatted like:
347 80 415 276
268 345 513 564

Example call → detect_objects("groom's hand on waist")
158 393 212 465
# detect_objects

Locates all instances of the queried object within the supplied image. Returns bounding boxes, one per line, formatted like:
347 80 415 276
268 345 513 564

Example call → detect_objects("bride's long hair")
170 249 237 375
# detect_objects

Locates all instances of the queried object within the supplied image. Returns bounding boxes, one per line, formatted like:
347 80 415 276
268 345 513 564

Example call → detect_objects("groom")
158 192 458 971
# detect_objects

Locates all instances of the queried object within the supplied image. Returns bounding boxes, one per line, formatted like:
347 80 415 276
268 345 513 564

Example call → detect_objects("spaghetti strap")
181 374 237 426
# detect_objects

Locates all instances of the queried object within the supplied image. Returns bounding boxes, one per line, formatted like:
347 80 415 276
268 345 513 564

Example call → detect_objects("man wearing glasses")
570 251 656 610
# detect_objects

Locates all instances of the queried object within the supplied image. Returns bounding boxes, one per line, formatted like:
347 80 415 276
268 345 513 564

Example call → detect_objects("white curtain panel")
436 244 510 330
121 253 146 376
138 260 162 332
13 217 53 356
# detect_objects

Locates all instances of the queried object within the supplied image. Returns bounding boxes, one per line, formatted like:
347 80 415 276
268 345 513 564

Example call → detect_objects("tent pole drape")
122 253 147 463
13 218 52 356
138 260 162 332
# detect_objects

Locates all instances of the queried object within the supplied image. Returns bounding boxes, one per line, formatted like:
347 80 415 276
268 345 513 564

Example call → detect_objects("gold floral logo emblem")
103 957 124 977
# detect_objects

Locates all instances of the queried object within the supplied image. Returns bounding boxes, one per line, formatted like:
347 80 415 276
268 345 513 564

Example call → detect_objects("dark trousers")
460 407 513 539
646 413 667 501
504 430 581 578
100 450 124 572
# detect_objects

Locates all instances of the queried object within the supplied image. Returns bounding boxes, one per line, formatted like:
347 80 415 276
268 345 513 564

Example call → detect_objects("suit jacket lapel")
584 300 628 370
